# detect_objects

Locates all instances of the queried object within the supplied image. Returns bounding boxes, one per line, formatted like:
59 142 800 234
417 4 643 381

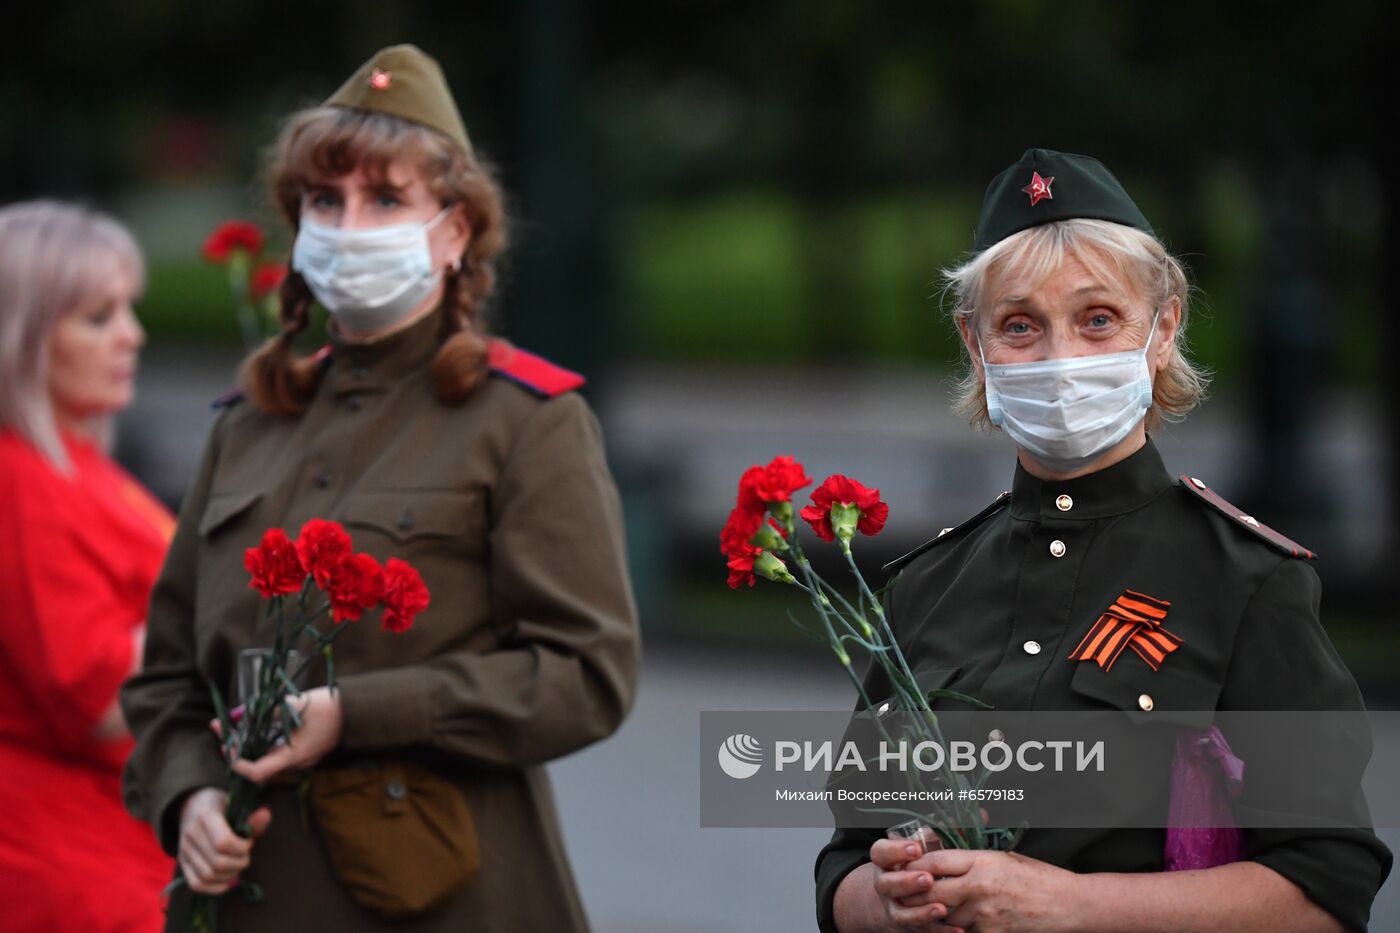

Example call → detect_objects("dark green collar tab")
973 148 1152 252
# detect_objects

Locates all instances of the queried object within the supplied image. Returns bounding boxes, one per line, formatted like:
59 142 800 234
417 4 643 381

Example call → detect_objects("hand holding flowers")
180 518 430 931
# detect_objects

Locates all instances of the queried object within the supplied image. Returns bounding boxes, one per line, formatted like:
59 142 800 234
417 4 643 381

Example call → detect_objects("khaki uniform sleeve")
1219 557 1393 933
120 411 230 856
336 392 640 766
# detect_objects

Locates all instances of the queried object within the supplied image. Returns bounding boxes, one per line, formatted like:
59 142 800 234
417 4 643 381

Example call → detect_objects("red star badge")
369 68 393 91
1022 171 1054 206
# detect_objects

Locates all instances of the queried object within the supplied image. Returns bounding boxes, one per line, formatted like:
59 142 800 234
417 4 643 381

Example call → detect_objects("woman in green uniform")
816 150 1390 932
120 45 639 931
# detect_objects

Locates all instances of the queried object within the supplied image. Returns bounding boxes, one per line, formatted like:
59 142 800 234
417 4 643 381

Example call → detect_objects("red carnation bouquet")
721 456 1021 852
182 518 430 931
201 219 287 350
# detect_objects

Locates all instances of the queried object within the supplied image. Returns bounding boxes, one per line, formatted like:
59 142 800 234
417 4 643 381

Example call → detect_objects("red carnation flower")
243 528 306 597
726 541 761 589
737 455 812 513
719 506 763 556
325 552 386 623
800 474 890 542
381 558 430 633
202 220 265 263
249 262 287 301
295 519 353 588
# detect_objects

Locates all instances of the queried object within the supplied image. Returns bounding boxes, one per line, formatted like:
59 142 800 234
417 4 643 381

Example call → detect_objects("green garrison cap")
325 44 473 156
972 148 1151 252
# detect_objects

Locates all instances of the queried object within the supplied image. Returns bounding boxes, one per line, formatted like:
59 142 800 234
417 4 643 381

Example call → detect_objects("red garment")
0 428 176 932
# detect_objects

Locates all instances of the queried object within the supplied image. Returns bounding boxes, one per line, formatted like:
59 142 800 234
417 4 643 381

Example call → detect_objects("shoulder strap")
882 491 1012 573
210 388 245 410
486 339 585 398
1178 475 1316 560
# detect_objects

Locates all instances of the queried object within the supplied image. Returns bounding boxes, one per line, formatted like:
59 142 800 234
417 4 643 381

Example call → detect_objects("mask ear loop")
1135 305 1166 415
424 205 453 231
1142 305 1164 356
973 323 1005 426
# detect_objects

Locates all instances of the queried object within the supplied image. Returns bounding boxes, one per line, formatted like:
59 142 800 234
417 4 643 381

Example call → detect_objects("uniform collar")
1008 436 1174 521
328 305 444 394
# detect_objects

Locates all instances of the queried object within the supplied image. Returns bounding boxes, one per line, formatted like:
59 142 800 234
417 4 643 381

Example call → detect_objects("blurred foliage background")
4 0 1396 698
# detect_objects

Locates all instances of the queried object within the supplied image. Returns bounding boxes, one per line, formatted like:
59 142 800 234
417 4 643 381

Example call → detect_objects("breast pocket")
341 489 487 559
1069 659 1221 728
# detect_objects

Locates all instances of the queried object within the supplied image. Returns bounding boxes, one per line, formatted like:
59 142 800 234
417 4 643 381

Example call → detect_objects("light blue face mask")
979 308 1161 473
291 207 451 334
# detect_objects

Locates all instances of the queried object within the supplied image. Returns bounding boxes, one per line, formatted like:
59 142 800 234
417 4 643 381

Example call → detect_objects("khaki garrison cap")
325 44 473 155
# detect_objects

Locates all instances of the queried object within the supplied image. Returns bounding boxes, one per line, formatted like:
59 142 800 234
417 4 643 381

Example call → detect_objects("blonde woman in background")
0 200 175 931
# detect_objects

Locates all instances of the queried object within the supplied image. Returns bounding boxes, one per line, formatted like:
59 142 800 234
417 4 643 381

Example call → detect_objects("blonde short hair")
942 218 1210 433
0 200 144 470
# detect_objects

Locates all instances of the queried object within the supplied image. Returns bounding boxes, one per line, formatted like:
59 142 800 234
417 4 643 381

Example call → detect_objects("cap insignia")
1022 171 1055 206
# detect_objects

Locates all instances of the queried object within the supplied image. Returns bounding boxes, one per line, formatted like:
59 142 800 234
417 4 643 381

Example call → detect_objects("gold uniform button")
1049 539 1067 558
1055 494 1073 511
1138 693 1154 712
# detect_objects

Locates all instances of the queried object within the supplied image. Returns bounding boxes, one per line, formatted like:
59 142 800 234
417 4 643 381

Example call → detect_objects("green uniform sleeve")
1218 557 1393 932
336 392 640 766
119 411 231 855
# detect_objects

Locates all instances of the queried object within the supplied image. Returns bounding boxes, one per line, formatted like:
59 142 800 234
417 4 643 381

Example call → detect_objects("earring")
450 257 463 274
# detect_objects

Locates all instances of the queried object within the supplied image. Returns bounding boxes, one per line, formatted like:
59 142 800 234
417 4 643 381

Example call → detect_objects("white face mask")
291 207 450 334
979 308 1161 474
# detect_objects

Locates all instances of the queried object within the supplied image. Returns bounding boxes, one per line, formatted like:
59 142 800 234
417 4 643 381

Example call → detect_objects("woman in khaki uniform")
120 45 639 932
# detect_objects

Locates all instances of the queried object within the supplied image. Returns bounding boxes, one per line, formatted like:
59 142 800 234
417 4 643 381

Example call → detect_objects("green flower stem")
789 545 905 757
226 254 261 351
767 503 989 846
844 546 925 710
841 536 984 844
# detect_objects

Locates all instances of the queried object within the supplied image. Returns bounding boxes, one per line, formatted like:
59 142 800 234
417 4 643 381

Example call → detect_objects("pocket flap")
342 489 482 544
199 490 264 537
1070 659 1221 726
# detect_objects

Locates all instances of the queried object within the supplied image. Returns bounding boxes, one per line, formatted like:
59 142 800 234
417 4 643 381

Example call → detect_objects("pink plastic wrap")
1164 726 1246 871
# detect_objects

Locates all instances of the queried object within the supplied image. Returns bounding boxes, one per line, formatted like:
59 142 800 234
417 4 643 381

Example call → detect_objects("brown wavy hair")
242 107 508 415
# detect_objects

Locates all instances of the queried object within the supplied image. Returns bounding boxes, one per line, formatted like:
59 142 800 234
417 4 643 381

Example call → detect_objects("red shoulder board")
486 339 585 398
1178 475 1316 560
